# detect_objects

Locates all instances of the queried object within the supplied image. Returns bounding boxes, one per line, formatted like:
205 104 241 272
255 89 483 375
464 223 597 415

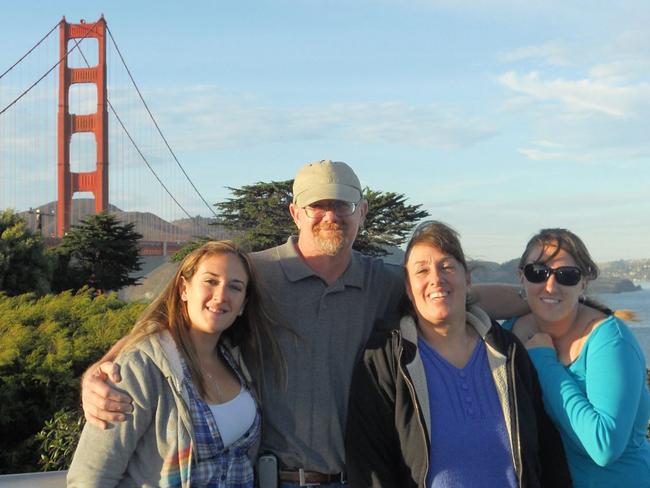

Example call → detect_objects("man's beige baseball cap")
292 160 362 207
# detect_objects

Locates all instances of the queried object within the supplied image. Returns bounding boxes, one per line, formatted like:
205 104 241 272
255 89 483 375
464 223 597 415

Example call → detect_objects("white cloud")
518 144 650 163
530 139 564 148
498 67 650 162
335 101 496 149
498 42 573 66
496 24 650 164
588 59 650 84
517 147 569 162
499 71 650 118
143 85 497 151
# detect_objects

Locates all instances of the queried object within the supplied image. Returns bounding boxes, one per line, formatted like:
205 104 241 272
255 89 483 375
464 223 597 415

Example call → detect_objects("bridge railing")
0 470 67 487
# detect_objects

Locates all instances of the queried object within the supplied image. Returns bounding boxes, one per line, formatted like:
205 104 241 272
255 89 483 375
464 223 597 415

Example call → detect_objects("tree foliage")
216 180 295 252
356 188 430 257
52 213 143 292
170 236 212 263
215 179 429 256
0 289 146 473
0 209 51 295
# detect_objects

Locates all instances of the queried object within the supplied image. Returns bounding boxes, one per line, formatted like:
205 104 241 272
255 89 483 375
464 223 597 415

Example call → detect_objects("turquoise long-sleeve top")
502 315 650 488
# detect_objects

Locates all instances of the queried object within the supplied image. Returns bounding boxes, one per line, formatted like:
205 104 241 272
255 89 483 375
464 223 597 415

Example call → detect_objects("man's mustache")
315 222 345 232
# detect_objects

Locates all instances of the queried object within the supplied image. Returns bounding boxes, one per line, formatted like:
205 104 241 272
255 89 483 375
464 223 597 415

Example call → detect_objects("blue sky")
1 0 649 263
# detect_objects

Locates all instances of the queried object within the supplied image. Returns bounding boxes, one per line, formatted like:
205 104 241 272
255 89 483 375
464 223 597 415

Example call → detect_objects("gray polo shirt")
251 237 404 473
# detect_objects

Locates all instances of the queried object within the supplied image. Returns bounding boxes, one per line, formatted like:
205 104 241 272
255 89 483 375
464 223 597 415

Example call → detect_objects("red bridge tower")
57 17 108 237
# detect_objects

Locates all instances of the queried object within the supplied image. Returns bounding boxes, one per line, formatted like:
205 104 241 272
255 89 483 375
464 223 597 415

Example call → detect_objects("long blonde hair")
123 240 283 397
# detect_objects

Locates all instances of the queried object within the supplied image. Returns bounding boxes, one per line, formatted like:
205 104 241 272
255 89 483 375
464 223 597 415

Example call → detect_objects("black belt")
279 468 347 485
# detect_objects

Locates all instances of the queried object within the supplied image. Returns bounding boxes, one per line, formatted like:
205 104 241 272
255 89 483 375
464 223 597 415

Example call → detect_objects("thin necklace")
202 363 224 403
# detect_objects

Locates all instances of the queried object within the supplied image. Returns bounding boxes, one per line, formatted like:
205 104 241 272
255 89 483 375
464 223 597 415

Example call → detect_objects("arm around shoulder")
68 349 163 487
471 284 529 320
81 336 134 428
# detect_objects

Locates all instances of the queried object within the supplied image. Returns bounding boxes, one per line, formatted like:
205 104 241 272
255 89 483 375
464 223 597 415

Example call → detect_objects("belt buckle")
299 468 319 486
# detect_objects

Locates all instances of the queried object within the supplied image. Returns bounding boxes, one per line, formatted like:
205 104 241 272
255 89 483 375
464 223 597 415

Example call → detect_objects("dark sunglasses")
522 263 583 287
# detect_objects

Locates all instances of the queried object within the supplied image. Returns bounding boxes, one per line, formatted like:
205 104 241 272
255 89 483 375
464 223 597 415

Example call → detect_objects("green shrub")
36 408 84 471
0 289 146 474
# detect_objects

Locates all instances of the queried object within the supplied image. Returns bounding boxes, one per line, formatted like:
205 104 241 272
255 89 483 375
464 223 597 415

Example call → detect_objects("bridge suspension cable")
107 106 196 220
0 20 59 80
69 36 196 221
105 25 219 219
1 16 226 243
0 20 100 116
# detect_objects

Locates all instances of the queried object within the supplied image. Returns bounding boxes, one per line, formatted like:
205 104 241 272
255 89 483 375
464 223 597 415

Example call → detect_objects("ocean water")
594 282 650 363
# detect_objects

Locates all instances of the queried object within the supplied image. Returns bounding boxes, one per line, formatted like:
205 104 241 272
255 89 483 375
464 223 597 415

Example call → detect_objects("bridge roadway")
138 240 185 256
42 237 186 257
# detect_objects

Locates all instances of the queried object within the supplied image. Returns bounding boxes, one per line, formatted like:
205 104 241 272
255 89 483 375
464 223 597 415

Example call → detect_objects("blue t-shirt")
502 316 650 488
418 336 517 488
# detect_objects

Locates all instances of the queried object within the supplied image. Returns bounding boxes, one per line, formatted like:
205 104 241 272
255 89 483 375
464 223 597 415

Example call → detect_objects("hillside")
19 199 234 242
469 258 643 293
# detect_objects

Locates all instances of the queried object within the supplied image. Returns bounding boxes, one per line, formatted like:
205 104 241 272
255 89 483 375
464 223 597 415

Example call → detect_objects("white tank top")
208 388 256 447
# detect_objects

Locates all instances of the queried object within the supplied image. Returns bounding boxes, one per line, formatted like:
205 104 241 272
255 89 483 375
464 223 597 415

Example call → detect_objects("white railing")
0 470 67 487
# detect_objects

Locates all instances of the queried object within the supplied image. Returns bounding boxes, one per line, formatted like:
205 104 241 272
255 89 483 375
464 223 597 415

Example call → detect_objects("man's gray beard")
314 230 346 256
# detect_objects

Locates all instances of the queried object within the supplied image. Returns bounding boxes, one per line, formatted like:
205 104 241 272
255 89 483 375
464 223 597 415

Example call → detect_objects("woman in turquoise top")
503 228 650 488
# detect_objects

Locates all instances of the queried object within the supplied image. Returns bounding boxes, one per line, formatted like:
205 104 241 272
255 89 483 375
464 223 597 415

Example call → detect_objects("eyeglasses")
522 263 583 287
302 201 359 218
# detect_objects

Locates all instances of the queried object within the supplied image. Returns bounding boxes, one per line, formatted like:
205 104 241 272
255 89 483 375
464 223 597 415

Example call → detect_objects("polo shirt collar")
278 236 364 288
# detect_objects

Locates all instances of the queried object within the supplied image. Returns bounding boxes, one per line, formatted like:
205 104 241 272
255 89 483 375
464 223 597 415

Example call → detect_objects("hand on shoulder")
525 332 554 350
81 361 133 429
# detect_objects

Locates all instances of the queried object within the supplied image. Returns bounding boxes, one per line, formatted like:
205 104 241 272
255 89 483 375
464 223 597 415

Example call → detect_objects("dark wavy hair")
518 228 598 280
401 220 472 317
405 220 468 271
518 228 637 320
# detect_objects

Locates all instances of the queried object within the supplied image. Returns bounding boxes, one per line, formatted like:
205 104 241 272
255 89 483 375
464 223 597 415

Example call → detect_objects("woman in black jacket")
345 221 571 488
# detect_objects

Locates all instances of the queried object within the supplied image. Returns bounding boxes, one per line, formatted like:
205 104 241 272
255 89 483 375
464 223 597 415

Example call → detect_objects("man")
82 160 520 487
249 160 405 485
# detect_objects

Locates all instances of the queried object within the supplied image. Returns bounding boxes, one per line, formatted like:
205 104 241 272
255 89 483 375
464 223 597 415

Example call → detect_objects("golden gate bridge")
0 16 230 255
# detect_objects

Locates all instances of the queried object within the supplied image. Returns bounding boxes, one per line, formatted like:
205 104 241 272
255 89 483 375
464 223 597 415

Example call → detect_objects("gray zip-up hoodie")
68 331 258 487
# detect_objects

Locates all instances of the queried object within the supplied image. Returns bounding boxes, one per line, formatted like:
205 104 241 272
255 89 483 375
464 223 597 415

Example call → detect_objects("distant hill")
470 259 520 284
599 259 650 283
19 199 234 242
18 202 644 298
469 258 643 293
